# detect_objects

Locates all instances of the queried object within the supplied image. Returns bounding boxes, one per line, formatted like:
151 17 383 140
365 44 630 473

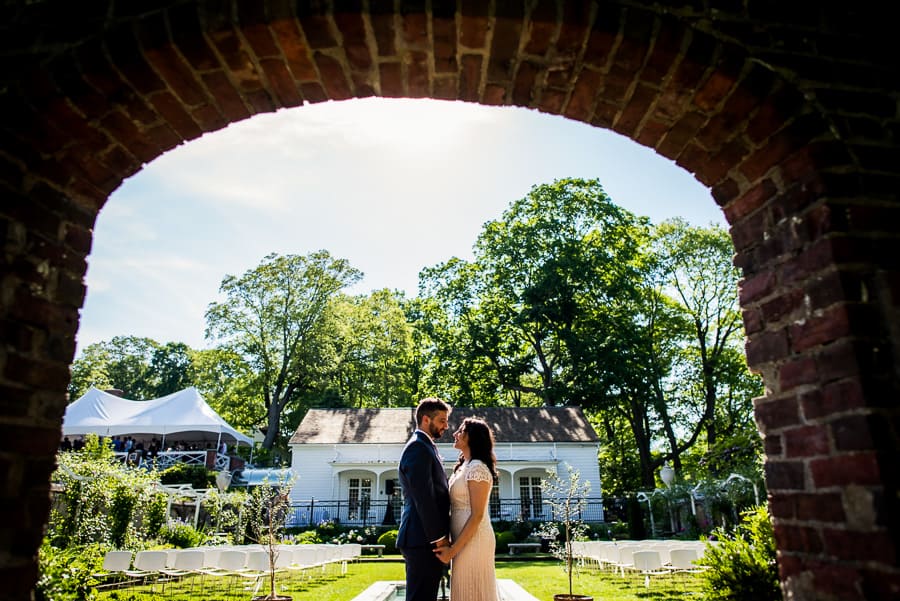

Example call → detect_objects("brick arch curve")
1 3 897 600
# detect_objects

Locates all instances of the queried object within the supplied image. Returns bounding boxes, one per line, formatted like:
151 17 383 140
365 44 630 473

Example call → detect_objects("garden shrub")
509 519 534 541
143 492 167 540
51 435 160 549
377 529 398 554
495 531 516 554
200 489 248 543
36 539 105 601
109 484 138 548
311 519 335 543
159 464 215 489
699 505 781 601
294 530 321 544
160 522 203 548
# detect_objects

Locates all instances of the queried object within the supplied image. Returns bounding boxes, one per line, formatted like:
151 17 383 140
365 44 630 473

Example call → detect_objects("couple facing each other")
397 397 499 601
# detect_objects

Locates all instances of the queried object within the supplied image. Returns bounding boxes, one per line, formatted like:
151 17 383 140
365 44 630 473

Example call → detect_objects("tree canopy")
69 179 762 489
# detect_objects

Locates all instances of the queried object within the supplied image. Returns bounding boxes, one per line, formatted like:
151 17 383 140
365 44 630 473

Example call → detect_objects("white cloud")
79 98 722 354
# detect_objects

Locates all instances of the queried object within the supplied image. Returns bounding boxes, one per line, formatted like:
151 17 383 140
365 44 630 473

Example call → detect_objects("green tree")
418 179 650 408
652 220 762 477
416 259 510 407
149 342 194 396
204 251 362 450
68 336 160 399
326 289 417 407
191 347 261 434
69 337 204 400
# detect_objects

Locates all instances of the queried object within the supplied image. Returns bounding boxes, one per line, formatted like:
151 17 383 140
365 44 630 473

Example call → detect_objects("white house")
287 406 603 526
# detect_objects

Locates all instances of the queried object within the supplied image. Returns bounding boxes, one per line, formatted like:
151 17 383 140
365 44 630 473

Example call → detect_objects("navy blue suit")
398 430 450 601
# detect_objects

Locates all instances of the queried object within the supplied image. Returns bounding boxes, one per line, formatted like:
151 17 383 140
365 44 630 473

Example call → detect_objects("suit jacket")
397 430 450 548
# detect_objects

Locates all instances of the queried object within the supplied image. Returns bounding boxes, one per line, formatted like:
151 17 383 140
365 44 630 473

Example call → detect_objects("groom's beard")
428 424 444 440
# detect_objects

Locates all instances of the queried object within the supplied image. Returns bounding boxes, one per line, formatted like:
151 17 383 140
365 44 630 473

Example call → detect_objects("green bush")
294 530 321 544
377 529 398 554
495 531 516 554
160 522 203 548
509 519 534 541
36 539 105 601
143 492 168 540
591 521 630 540
159 464 215 489
51 438 161 549
109 484 138 548
699 505 782 601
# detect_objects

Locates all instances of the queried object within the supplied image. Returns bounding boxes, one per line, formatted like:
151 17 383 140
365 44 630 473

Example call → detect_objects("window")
348 477 372 520
489 481 500 519
519 476 543 520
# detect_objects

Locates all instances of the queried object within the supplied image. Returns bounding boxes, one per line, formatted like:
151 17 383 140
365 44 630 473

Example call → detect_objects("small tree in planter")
538 464 592 601
245 475 295 601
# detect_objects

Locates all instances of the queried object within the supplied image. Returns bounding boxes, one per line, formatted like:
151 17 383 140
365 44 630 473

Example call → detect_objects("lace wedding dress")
449 459 499 601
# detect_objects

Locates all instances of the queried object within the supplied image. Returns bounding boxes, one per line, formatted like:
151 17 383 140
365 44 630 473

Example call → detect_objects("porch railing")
113 450 232 470
286 497 609 527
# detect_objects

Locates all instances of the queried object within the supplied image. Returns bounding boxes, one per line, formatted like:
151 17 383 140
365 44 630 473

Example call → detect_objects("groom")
398 397 451 601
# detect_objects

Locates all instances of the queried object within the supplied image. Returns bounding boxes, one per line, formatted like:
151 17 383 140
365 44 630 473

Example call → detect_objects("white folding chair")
631 550 668 588
239 550 272 595
124 550 168 592
161 549 205 594
290 545 320 582
203 548 247 600
666 547 704 590
92 550 133 588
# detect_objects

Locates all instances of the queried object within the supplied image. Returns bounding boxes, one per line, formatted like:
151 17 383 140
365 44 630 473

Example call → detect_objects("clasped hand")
433 541 453 564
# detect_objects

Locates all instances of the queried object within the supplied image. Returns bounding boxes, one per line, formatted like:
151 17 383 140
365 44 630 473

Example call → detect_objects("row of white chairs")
95 543 362 595
573 540 708 588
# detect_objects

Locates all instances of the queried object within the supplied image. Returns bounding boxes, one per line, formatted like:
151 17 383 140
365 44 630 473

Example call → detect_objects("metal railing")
286 497 609 527
113 450 232 470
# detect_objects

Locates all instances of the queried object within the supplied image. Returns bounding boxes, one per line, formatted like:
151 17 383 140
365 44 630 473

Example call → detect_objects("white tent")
62 386 252 446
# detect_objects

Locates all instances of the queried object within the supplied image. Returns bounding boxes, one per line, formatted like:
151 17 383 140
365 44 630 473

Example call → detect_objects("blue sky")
77 98 725 355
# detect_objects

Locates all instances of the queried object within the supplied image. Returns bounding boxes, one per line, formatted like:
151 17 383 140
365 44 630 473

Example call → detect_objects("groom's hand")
434 544 452 564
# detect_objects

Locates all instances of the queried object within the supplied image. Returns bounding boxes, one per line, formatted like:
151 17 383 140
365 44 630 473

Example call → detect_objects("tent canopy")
62 387 253 446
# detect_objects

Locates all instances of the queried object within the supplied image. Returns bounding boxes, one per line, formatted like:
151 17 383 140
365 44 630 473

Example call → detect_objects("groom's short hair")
416 397 451 425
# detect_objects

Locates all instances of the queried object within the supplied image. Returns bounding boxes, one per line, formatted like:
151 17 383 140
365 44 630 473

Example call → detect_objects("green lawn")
96 559 701 601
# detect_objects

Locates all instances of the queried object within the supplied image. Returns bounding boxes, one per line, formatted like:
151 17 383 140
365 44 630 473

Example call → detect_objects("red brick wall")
0 2 897 600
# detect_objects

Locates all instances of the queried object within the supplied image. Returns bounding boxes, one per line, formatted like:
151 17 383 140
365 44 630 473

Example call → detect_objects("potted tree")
539 463 593 601
245 475 295 601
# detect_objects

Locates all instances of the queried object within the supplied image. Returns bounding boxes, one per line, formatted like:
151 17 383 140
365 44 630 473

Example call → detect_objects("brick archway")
1 3 897 600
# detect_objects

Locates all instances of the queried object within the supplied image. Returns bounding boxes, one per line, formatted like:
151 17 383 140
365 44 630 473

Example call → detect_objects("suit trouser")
401 545 445 601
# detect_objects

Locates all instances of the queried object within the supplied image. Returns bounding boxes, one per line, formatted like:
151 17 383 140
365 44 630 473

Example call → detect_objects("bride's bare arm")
434 477 491 563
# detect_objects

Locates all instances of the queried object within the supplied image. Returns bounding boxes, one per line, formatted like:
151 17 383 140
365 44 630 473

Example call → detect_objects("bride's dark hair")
453 417 498 480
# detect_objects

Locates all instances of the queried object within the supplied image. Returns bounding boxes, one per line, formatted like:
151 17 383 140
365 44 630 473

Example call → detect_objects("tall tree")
653 220 756 455
150 342 194 396
416 258 510 407
326 289 417 407
68 336 161 399
475 179 647 405
191 347 261 434
204 251 361 449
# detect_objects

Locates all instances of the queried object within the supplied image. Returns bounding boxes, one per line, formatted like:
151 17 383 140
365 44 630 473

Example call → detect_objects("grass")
96 558 702 601
497 560 702 600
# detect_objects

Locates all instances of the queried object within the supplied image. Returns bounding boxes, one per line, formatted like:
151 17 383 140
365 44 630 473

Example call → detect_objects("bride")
434 417 499 601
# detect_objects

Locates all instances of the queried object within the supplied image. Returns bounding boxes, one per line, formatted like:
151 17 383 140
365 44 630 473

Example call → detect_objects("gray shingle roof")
288 406 599 445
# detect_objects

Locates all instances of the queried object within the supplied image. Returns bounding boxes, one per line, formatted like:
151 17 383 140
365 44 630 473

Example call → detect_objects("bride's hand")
434 545 453 564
